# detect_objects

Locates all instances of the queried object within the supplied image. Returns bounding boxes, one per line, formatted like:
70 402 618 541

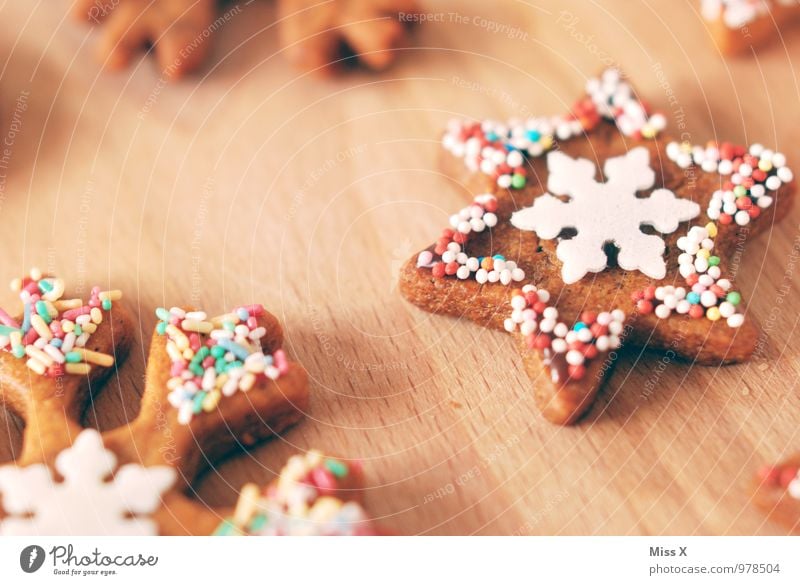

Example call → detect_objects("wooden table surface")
0 0 798 535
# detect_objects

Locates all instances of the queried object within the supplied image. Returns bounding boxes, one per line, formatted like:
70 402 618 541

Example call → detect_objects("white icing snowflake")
0 429 175 535
511 147 700 284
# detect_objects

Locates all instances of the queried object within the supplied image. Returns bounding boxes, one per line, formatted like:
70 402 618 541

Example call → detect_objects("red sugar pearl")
748 207 761 219
709 285 725 298
568 340 585 352
590 323 608 337
779 466 799 489
636 300 653 314
689 305 705 319
685 273 700 287
533 301 548 314
757 465 780 485
532 334 551 350
568 364 586 380
445 262 458 275
483 198 498 213
432 263 446 278
719 213 733 225
580 311 597 325
643 286 656 300
452 232 468 245
583 345 598 360
736 197 752 210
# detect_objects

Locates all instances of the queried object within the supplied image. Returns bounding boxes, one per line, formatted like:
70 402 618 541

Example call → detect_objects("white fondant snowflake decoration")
511 147 700 284
0 429 175 535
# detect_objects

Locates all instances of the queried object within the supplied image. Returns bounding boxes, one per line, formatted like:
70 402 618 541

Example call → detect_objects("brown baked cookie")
399 68 794 425
72 0 419 78
753 456 800 534
276 0 419 74
701 0 800 54
72 0 216 78
0 270 378 535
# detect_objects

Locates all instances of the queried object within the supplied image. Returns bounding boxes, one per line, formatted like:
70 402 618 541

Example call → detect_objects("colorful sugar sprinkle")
157 304 289 425
505 285 625 383
666 140 791 226
0 268 118 377
215 451 376 536
416 193 525 286
443 69 666 189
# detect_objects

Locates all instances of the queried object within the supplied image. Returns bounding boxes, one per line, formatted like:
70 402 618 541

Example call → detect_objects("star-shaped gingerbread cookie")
0 269 380 535
399 68 794 425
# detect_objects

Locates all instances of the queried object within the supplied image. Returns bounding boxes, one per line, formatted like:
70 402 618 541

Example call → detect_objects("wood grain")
0 0 798 535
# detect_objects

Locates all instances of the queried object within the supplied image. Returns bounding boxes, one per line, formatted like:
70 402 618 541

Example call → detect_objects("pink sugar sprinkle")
23 328 39 345
246 316 258 329
170 361 186 376
62 306 91 320
202 356 215 368
274 349 288 374
23 281 39 295
0 308 20 329
240 304 264 317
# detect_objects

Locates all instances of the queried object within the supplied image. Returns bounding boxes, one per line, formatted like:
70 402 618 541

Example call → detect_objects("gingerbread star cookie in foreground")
0 269 379 535
399 68 794 425
701 0 800 54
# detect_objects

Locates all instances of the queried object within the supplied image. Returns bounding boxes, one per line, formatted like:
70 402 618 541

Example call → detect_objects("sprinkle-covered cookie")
400 68 794 425
0 271 377 536
701 0 800 54
215 451 378 536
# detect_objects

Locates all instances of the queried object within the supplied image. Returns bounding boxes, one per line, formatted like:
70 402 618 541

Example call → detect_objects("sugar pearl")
543 307 558 320
727 313 745 328
566 350 585 366
700 290 718 307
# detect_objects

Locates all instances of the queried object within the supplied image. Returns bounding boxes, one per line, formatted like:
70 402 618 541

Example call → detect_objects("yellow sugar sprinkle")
26 358 46 375
70 348 114 367
30 315 53 341
65 363 91 375
233 483 261 527
98 290 122 302
53 299 83 311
